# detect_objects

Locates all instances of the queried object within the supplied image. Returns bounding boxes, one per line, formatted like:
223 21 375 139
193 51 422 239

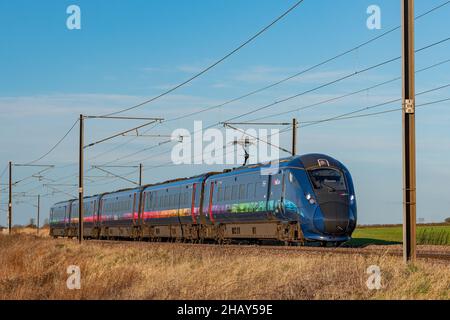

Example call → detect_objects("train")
49 154 357 246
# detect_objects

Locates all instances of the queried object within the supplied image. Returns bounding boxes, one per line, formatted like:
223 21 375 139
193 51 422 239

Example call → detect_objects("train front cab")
285 154 357 244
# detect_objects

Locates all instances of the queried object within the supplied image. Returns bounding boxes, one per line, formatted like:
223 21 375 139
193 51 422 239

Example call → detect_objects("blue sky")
0 0 449 226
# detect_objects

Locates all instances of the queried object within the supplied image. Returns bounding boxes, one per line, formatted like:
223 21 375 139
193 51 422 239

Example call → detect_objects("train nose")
313 202 350 235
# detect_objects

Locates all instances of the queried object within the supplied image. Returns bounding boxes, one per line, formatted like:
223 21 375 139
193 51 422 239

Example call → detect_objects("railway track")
86 239 450 262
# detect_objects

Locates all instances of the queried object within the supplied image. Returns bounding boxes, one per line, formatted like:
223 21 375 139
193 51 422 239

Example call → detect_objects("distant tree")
445 217 450 223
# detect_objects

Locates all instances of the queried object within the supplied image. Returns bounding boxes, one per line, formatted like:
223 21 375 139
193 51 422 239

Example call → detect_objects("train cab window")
308 168 347 191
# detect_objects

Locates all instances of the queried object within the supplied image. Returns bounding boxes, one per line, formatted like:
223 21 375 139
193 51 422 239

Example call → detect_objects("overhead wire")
102 0 307 117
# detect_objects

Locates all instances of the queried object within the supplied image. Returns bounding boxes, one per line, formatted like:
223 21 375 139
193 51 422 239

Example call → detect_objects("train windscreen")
308 168 347 192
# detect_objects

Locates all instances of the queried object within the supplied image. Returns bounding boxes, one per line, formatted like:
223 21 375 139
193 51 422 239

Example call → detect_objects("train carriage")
140 175 205 240
50 154 357 246
49 200 72 237
98 188 141 239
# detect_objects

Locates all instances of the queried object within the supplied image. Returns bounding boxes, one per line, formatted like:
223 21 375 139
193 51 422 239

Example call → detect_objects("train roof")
51 154 342 205
204 154 345 178
298 153 345 170
51 194 100 206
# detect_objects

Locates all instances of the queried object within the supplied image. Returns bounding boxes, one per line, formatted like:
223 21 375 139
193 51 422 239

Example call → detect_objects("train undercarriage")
50 221 308 245
50 222 346 247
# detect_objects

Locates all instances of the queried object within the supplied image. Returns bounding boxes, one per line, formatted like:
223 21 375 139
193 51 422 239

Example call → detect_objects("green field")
347 225 450 247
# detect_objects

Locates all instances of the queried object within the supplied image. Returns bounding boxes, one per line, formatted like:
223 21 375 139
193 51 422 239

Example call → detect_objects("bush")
445 217 450 223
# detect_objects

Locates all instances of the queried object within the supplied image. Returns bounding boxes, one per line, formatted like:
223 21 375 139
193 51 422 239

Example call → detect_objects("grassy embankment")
0 233 448 300
348 225 450 246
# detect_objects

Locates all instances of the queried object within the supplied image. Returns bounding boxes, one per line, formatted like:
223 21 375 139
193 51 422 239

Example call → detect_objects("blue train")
50 154 357 246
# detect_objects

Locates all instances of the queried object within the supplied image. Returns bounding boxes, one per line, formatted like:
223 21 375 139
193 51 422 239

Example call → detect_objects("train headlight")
350 195 355 204
306 193 316 204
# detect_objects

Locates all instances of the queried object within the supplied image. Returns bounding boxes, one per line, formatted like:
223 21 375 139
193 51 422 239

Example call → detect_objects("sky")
0 0 449 226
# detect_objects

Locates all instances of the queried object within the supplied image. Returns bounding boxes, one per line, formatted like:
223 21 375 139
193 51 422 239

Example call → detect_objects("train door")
98 198 104 227
267 171 284 217
207 181 215 224
66 202 72 232
198 179 208 225
132 193 137 225
140 191 146 224
174 186 181 223
63 202 68 236
93 200 97 225
191 183 197 224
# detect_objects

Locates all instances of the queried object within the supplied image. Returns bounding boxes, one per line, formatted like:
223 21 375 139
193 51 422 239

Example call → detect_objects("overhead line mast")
401 0 416 263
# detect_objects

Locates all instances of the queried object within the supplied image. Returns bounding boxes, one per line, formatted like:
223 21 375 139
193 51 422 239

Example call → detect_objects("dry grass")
0 234 449 300
1 226 50 237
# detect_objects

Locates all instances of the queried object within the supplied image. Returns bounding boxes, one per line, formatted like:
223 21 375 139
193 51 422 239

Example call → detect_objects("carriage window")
217 186 223 202
224 186 231 201
247 183 254 199
231 185 238 200
239 184 246 200
308 168 347 191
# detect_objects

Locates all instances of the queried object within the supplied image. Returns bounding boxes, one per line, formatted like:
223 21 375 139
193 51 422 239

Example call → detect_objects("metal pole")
79 115 84 244
292 118 297 156
8 161 12 235
139 163 143 186
37 195 40 235
401 0 416 263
